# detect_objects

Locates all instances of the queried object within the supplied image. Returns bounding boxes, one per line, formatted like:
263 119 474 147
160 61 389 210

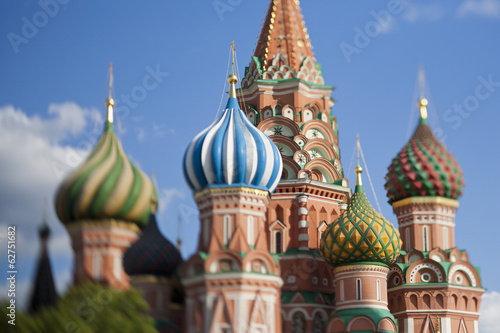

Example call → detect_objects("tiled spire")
255 0 314 72
243 0 324 86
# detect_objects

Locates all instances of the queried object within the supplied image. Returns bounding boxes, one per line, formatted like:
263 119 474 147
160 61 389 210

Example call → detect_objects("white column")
404 318 414 333
442 317 452 333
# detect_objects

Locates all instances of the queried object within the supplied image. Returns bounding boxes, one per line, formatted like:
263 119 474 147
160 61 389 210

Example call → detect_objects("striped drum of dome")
55 120 157 228
183 96 283 194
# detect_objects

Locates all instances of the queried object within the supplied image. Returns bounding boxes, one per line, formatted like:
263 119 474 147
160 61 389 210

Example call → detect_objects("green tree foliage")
1 282 157 333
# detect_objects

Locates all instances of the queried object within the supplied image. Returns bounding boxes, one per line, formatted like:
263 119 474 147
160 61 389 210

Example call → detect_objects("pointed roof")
183 46 283 193
28 220 58 313
123 214 182 277
255 0 315 72
320 166 401 266
55 65 157 227
385 97 464 204
242 0 325 87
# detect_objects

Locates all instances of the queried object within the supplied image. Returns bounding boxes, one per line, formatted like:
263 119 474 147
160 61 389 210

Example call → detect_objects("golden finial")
355 134 363 186
418 65 428 120
435 316 441 333
419 97 428 119
106 63 115 123
228 41 238 98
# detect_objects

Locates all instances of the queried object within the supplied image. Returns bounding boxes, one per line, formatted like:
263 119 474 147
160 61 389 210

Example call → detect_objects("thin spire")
355 134 362 186
418 65 428 120
228 42 238 98
106 63 115 123
29 216 57 313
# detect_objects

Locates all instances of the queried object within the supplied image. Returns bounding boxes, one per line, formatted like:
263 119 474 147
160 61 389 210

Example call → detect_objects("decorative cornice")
392 197 459 209
194 186 270 201
65 219 140 232
334 263 389 274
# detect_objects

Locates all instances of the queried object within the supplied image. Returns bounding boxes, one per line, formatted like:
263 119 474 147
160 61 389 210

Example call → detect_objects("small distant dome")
321 168 401 266
55 117 157 228
123 214 181 277
183 91 282 193
385 112 464 204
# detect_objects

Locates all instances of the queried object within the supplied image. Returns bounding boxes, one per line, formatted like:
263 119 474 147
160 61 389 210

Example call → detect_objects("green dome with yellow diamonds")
320 167 401 266
55 97 157 228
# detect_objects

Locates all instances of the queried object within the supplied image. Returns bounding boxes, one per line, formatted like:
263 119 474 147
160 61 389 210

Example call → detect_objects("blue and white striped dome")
183 97 283 193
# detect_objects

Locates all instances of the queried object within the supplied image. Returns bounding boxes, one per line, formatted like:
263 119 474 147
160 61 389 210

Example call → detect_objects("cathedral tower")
55 65 158 290
239 0 351 326
321 164 401 332
384 77 484 333
181 48 284 333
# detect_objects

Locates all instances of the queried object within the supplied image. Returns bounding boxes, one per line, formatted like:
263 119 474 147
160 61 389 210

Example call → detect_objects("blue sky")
1 0 499 330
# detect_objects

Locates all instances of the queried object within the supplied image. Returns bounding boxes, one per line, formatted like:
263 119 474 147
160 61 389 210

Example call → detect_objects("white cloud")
135 127 145 141
457 0 500 18
402 1 446 23
0 103 101 308
480 291 500 333
158 188 185 213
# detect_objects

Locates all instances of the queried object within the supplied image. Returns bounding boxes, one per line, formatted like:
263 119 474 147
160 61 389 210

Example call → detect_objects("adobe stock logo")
213 0 244 21
7 0 70 54
339 0 409 64
443 74 500 130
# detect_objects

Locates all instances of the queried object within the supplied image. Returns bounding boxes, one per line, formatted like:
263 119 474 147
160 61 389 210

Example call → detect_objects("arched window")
340 280 345 302
247 216 254 246
223 215 232 246
291 312 306 333
93 252 101 280
405 228 411 251
423 225 429 251
356 279 362 300
275 231 282 253
312 313 325 333
443 227 448 249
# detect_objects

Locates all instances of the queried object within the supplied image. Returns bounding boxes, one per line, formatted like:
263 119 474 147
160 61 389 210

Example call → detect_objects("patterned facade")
51 1 484 332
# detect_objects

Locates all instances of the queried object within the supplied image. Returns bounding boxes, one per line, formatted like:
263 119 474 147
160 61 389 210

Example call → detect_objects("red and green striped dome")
385 115 464 204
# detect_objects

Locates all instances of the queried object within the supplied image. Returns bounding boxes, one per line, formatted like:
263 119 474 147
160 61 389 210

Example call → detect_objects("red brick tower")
182 54 284 333
385 84 485 332
239 0 351 328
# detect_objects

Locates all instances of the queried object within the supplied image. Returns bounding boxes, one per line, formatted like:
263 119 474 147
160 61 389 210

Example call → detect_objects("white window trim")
223 215 232 246
247 216 255 246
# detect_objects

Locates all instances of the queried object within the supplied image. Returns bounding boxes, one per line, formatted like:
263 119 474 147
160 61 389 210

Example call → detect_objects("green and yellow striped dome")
55 98 157 228
320 166 401 266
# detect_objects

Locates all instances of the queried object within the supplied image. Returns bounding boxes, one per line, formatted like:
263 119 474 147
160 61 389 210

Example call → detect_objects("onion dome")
123 214 182 277
385 98 464 204
55 64 157 228
183 50 283 193
320 166 401 266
